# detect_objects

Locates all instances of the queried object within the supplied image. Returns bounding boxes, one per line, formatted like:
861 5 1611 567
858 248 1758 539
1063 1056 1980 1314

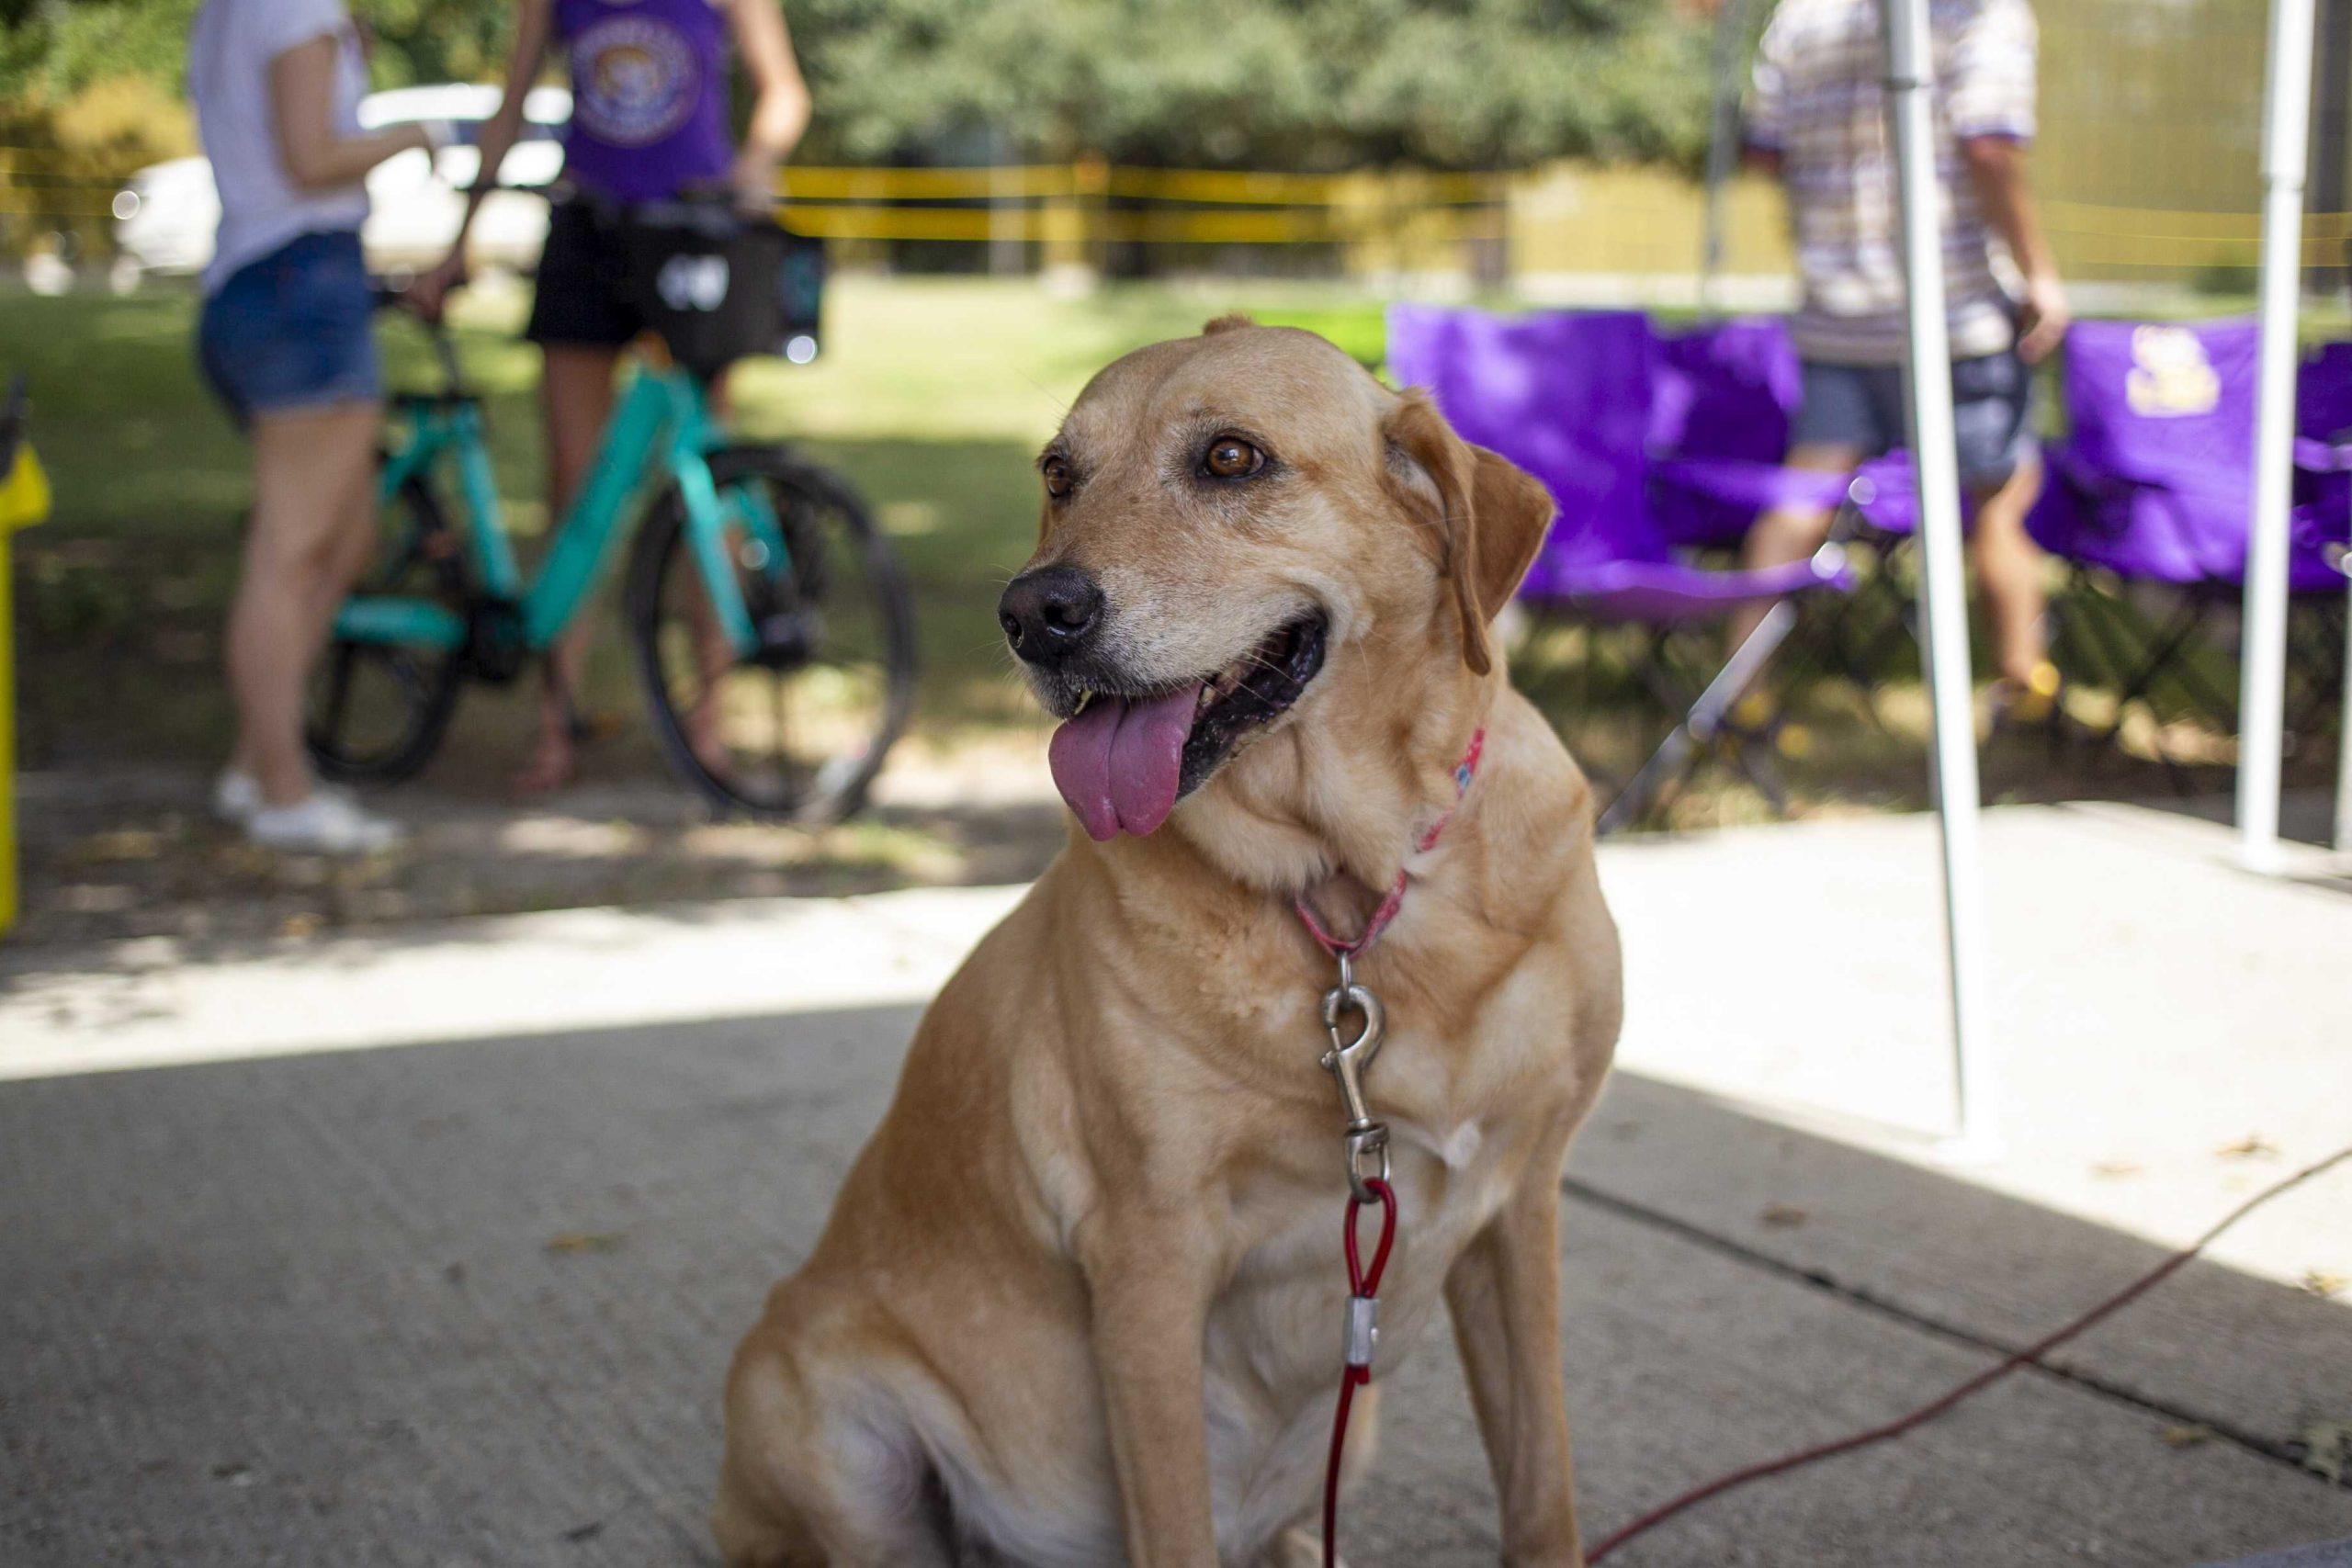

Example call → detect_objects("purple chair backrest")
2296 343 2352 567
2040 318 2262 581
2062 318 2259 485
1385 304 1665 581
2299 341 2352 445
1647 318 1804 544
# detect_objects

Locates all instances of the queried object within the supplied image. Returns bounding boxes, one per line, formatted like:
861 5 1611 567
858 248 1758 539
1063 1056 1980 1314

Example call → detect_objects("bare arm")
450 0 556 252
268 35 428 193
724 0 813 210
409 0 554 313
1961 134 2068 363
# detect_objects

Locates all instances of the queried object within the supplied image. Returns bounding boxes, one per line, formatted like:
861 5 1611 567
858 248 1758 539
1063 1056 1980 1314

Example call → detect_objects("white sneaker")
216 769 356 825
213 768 262 824
245 791 404 856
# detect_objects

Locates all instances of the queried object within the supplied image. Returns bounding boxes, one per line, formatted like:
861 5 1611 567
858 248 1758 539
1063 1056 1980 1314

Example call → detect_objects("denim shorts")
1790 352 2037 490
197 229 380 426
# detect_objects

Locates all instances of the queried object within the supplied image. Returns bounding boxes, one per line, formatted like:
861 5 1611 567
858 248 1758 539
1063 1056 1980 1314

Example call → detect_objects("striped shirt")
1747 0 2039 365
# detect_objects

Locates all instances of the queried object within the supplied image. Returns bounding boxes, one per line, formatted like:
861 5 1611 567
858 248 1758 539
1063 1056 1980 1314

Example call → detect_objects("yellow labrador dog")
718 319 1622 1567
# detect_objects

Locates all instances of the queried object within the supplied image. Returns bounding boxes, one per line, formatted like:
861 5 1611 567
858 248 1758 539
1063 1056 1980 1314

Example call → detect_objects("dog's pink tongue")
1047 684 1202 841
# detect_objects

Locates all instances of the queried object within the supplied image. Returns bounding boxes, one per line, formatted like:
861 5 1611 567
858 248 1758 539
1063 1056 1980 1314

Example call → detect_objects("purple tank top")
556 0 732 203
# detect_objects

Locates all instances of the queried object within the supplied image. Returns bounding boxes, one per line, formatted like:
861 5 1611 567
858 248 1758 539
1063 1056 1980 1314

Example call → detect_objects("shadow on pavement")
2 1006 2346 1566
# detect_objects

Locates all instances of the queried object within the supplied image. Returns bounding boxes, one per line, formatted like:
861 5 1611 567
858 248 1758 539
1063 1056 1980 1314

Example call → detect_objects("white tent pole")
2335 544 2352 851
1883 0 1996 1149
2238 0 2318 874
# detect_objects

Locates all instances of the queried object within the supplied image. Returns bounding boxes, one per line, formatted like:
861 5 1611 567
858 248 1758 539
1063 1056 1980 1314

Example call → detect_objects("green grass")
6 276 2316 823
0 276 1386 778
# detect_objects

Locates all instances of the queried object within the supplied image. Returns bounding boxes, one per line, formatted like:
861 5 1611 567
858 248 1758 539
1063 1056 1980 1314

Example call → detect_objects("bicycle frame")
337 362 783 661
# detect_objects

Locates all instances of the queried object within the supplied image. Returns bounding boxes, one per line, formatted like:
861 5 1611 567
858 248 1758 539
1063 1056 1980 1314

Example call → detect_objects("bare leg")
1725 442 1864 655
1966 455 2051 690
227 478 376 784
226 402 384 807
514 344 622 795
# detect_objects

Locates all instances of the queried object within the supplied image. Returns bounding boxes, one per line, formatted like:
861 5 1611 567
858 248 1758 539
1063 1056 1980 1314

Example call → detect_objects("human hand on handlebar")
406 252 467 322
728 147 783 218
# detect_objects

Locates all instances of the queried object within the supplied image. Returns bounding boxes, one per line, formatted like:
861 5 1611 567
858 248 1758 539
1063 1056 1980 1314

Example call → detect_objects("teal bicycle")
308 208 915 823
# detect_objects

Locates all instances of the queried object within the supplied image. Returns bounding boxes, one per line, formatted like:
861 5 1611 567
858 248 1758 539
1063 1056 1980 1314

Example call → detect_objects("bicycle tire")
623 446 916 823
305 472 469 784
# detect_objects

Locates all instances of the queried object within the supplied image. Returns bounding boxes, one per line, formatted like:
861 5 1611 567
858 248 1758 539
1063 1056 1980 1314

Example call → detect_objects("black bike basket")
618 208 827 379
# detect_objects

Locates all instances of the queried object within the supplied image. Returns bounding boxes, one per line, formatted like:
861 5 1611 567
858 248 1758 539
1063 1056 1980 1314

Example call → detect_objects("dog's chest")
1217 1089 1520 1368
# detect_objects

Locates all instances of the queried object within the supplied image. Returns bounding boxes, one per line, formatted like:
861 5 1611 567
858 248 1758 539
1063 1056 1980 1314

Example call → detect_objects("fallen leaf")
2159 1424 2212 1449
2091 1159 2143 1179
74 829 164 864
277 912 322 941
2215 1134 2280 1161
545 1231 625 1256
2302 1270 2348 1300
2297 1421 2352 1486
1758 1203 1807 1229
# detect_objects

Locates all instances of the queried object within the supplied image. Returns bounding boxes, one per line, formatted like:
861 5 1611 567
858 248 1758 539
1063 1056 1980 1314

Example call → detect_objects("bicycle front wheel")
307 473 469 784
623 446 916 822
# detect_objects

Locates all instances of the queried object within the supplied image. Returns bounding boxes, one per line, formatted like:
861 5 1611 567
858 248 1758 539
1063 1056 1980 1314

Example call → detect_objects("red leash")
1321 1177 1397 1568
1299 728 1483 1568
1587 1140 2352 1561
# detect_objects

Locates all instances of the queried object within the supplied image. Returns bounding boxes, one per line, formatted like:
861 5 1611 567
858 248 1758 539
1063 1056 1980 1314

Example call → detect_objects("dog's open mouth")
1046 613 1328 841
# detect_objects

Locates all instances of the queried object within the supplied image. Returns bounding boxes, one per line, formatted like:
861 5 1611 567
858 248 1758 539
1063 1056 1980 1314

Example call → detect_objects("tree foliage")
797 0 1712 168
0 0 1712 171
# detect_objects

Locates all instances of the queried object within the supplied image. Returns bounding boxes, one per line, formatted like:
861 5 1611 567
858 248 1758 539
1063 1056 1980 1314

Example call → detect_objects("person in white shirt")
188 0 435 853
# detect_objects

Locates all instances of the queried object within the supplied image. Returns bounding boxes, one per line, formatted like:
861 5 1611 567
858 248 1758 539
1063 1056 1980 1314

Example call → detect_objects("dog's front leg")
1080 1210 1222 1568
1445 1168 1583 1567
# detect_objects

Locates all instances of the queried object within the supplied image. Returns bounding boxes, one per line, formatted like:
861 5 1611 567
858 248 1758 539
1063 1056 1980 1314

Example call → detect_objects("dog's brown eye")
1042 456 1074 499
1203 437 1264 479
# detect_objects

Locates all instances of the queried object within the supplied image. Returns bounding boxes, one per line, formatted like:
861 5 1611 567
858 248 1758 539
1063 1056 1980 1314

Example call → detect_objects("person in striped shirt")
1736 0 2067 718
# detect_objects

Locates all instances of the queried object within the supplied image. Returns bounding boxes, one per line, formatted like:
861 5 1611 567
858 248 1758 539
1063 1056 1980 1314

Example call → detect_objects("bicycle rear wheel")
306 474 469 784
624 446 915 822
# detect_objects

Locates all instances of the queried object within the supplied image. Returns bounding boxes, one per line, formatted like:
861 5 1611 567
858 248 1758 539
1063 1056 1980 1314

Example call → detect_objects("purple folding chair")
1646 318 1932 705
1648 319 1922 545
1386 303 1862 829
2295 341 2352 559
2292 341 2352 748
2028 320 2352 752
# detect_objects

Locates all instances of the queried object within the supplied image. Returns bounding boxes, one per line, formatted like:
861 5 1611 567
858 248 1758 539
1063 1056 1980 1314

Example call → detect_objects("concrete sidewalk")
4 801 2349 1564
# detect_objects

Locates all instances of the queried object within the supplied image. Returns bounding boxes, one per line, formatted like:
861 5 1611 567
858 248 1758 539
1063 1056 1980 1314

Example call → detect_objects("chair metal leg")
1600 596 1805 836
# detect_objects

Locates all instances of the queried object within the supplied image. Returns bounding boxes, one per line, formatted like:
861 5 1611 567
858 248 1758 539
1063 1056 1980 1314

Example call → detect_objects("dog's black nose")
999 567 1104 664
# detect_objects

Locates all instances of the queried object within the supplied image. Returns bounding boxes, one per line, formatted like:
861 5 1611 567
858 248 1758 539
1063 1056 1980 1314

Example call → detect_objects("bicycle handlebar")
368 276 465 394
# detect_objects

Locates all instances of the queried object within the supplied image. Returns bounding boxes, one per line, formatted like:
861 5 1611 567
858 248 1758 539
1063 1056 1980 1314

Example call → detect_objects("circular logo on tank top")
573 15 701 147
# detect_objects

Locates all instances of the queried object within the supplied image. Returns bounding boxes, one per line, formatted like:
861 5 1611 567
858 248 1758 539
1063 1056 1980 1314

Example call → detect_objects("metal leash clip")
1319 953 1391 1203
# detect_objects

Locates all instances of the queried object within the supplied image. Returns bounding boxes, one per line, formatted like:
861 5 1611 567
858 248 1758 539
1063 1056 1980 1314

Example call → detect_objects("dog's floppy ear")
1383 391 1555 675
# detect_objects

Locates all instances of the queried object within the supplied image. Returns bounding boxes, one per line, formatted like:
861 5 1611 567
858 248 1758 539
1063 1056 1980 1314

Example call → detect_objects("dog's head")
1001 318 1553 844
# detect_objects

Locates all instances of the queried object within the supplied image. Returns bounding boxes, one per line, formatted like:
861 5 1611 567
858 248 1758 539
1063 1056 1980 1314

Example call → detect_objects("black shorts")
524 197 642 351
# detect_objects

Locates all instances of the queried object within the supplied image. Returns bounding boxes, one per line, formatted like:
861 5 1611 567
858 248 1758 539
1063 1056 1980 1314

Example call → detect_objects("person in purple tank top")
413 0 809 793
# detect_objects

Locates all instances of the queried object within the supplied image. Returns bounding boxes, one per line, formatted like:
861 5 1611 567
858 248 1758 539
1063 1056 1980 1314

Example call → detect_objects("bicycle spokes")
628 449 913 822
